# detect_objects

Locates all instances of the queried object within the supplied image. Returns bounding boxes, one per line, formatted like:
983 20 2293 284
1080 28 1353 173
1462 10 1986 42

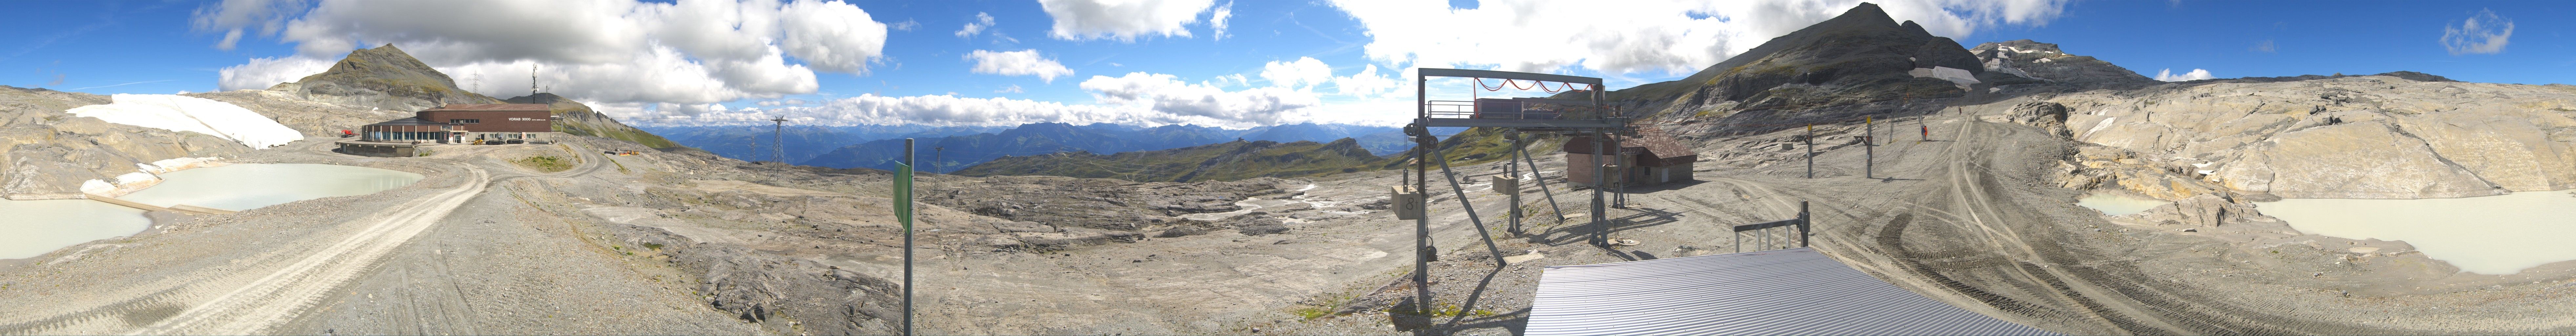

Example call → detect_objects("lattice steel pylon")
1403 68 1629 315
771 118 787 163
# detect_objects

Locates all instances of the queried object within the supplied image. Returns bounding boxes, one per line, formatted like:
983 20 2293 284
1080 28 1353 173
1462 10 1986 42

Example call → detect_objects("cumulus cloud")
1332 64 1399 96
2152 68 2214 82
956 12 994 37
1038 0 1218 41
966 49 1076 83
190 0 307 50
1209 1 1232 40
217 55 333 90
1329 0 2067 76
1258 57 1333 89
996 84 1025 93
2441 9 2512 55
208 0 887 105
889 19 919 31
598 64 1415 128
1081 72 1318 126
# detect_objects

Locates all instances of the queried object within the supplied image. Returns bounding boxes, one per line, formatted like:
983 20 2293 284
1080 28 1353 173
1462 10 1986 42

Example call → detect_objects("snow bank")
1907 66 1980 85
66 94 305 149
135 157 229 174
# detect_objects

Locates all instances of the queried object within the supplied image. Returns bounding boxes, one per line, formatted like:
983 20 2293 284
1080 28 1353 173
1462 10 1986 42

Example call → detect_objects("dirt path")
129 165 489 334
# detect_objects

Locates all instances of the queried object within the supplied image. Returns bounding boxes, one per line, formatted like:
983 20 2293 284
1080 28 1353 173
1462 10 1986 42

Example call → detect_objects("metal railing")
1421 100 1580 120
1734 201 1811 253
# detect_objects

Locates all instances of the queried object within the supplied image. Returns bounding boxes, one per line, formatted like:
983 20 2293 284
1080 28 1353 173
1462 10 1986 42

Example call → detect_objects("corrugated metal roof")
1525 247 2055 336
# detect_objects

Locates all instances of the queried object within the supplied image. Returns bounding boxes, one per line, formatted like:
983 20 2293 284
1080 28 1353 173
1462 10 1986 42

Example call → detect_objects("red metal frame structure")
1403 68 1632 315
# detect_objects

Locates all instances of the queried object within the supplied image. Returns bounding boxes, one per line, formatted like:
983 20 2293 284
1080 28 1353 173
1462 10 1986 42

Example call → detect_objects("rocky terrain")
5 2 2576 335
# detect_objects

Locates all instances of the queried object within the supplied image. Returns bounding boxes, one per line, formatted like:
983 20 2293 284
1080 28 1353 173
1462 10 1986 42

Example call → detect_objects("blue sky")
1 0 2566 128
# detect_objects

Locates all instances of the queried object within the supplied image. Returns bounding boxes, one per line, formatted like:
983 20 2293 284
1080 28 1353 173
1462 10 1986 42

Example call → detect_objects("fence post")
1798 201 1810 248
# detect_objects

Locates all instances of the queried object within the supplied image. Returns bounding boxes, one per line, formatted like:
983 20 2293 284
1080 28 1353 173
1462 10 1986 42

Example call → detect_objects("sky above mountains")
2 0 2567 128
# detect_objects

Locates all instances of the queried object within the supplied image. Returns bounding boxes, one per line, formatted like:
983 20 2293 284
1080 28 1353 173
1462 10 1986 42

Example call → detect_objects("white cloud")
2152 68 2214 82
2441 9 2512 55
190 0 307 50
1258 57 1333 89
1328 0 2067 77
1082 72 1319 126
210 0 887 105
1209 1 1233 40
615 68 1408 128
996 84 1025 93
1333 64 1399 96
1038 0 1218 41
966 49 1076 83
777 0 892 74
216 55 334 91
1202 74 1248 88
890 19 920 31
956 12 994 37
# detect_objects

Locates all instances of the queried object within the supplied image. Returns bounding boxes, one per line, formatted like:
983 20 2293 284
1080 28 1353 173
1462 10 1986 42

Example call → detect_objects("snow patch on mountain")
66 94 305 149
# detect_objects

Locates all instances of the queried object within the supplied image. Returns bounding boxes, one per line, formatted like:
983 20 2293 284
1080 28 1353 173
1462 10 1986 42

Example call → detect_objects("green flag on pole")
894 162 913 228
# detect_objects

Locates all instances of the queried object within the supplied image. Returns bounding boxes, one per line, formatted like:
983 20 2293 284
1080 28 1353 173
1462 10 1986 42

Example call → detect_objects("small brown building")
1564 134 1697 188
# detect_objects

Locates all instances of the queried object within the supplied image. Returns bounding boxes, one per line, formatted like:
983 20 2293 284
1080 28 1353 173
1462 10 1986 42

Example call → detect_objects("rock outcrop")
1970 39 2160 89
2004 101 2072 137
1616 3 1997 116
0 86 258 197
2049 76 2575 199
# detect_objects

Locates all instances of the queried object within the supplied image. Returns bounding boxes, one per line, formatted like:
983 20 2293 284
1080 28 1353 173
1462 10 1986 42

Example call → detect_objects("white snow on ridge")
67 94 304 149
1908 66 1980 85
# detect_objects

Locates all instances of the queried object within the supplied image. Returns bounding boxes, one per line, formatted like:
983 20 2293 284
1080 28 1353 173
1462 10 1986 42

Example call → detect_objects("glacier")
66 94 305 149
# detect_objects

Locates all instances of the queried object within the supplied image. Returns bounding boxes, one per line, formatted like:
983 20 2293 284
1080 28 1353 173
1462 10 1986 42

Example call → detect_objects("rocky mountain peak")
1639 2 1990 112
269 44 501 112
1970 39 2159 89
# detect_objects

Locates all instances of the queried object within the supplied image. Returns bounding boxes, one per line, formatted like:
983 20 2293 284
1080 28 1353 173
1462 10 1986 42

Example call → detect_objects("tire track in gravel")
0 142 623 335
128 165 491 335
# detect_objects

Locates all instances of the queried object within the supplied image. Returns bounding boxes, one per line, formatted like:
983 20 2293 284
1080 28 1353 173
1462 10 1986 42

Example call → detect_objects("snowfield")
67 94 304 149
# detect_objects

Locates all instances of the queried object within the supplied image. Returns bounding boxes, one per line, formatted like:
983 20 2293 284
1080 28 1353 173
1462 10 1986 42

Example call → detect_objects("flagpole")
900 138 915 336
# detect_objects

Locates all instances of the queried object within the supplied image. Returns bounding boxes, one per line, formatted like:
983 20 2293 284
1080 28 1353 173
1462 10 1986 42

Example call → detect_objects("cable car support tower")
1398 68 1630 314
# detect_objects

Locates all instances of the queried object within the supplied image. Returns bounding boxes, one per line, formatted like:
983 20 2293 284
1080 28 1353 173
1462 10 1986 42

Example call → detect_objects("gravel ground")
6 105 2574 335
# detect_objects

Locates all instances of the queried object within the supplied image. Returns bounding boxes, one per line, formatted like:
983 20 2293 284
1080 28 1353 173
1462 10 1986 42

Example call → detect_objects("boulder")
2005 101 2072 137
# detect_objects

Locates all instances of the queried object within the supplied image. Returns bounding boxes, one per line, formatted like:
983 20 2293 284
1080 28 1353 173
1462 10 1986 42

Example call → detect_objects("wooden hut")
1563 134 1697 188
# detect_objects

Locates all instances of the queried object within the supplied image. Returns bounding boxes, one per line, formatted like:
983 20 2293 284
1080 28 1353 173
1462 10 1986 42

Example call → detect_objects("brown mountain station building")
341 103 555 157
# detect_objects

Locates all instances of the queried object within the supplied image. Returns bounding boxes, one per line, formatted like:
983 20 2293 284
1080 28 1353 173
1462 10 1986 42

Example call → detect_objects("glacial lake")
2259 190 2576 275
0 199 149 260
0 163 420 260
120 163 422 211
2075 192 2167 216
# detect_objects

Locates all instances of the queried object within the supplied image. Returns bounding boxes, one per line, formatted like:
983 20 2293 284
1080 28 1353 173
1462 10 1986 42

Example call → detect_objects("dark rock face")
1667 3 1987 110
271 44 503 112
1970 39 2161 89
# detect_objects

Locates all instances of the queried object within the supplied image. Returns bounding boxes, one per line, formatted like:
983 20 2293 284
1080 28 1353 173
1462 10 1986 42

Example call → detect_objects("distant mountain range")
649 122 1436 171
952 138 1383 182
642 124 1003 164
